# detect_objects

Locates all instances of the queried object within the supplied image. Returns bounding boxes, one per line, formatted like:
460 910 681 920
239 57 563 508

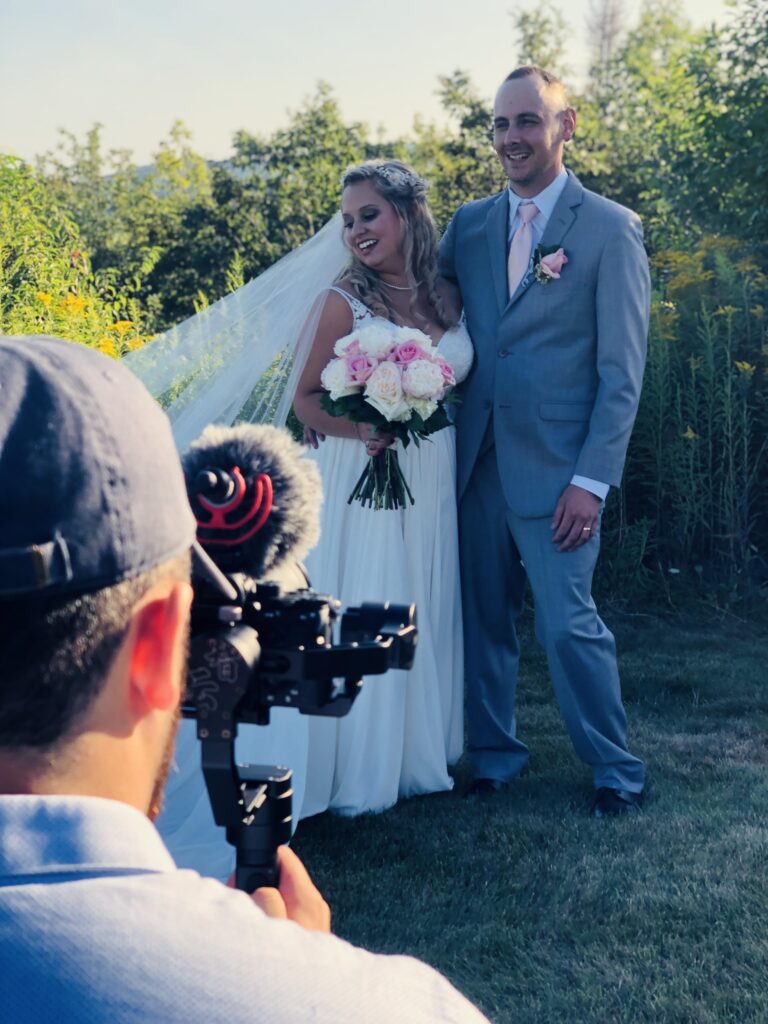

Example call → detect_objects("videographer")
0 335 489 1023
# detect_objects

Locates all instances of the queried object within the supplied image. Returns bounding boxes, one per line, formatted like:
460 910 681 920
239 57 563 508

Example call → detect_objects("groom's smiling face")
493 75 575 198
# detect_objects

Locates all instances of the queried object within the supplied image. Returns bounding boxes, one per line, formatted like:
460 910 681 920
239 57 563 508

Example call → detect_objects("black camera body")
178 423 419 891
184 572 417 729
182 565 417 892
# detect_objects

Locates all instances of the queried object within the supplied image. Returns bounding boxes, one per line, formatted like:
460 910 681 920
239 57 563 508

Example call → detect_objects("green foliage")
3 0 765 601
38 122 214 332
608 237 767 600
231 83 373 264
689 0 768 242
410 73 503 231
0 155 147 354
571 0 711 247
512 0 574 79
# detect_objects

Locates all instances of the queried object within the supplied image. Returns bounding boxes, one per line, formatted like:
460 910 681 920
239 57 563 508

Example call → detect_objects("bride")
125 159 472 866
294 160 472 816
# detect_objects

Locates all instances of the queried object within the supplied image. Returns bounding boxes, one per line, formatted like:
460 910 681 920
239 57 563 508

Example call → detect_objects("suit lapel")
503 171 584 313
540 172 582 250
485 191 509 315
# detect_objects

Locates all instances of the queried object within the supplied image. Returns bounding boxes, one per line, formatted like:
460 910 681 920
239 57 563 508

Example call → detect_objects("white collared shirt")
507 168 609 502
506 167 569 247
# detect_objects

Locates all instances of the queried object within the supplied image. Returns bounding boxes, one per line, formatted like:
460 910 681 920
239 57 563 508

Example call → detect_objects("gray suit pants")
459 437 645 792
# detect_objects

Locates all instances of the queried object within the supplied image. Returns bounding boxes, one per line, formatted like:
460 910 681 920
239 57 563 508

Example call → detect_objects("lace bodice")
330 286 474 384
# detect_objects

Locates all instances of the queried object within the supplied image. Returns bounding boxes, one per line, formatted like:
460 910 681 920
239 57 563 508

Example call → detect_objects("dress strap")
329 286 374 324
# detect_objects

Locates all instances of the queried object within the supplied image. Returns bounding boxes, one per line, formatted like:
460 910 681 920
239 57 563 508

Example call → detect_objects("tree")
39 122 213 330
409 72 502 231
587 0 627 79
512 0 573 79
230 83 373 264
689 0 768 243
0 156 146 353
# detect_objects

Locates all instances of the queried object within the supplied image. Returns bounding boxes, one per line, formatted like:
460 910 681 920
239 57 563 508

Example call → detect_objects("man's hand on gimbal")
230 846 331 933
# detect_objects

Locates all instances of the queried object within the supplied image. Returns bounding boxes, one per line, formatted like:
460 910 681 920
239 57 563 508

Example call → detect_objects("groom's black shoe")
464 778 509 799
590 786 643 818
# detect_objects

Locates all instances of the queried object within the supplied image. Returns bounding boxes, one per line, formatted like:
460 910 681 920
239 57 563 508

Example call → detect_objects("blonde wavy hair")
338 160 456 331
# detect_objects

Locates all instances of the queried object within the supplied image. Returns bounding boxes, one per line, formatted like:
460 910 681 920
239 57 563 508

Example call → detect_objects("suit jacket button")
498 348 508 358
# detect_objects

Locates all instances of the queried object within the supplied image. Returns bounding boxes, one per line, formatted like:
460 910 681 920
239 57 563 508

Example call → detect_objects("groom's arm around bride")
439 65 651 816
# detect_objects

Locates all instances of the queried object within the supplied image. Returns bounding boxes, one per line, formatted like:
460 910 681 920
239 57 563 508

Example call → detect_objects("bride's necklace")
381 279 422 291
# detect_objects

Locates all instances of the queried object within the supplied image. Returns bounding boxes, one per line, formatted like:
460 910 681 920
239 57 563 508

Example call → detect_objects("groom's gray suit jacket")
439 171 650 516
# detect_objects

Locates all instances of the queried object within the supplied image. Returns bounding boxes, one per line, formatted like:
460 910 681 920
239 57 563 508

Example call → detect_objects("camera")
178 423 419 891
183 544 417 894
183 572 418 730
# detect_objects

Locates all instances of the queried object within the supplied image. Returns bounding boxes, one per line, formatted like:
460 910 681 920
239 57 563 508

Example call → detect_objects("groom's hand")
551 485 601 552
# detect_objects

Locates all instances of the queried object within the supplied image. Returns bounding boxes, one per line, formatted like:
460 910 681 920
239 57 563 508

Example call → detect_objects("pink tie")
507 202 539 297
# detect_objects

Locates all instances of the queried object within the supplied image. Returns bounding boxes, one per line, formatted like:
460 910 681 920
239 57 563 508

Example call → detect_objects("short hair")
505 65 563 90
0 551 191 749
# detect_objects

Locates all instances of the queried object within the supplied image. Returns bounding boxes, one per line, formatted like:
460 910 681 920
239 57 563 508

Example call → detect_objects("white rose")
321 357 360 400
364 361 411 422
401 359 445 400
408 397 438 421
333 331 361 357
357 323 397 360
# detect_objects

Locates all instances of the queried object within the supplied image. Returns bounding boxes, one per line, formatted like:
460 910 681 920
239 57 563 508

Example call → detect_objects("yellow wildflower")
715 305 738 317
108 320 134 334
60 293 86 315
735 361 756 376
688 356 703 373
36 291 52 305
96 338 117 358
750 305 764 319
736 256 759 276
682 426 698 440
126 338 145 352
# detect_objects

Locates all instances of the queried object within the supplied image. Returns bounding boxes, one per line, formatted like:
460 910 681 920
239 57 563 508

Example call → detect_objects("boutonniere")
533 245 568 284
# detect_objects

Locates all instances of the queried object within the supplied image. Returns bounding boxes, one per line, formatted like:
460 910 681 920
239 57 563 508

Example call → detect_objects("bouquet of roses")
319 323 456 510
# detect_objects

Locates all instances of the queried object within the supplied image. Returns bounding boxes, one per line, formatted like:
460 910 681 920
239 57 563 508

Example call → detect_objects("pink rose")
345 352 377 383
390 341 428 366
435 357 456 389
539 248 568 279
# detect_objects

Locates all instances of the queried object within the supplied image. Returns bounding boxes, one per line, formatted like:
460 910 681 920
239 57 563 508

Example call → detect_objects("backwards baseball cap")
0 335 198 598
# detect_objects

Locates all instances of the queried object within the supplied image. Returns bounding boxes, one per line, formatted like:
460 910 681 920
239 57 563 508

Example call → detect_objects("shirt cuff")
571 475 609 501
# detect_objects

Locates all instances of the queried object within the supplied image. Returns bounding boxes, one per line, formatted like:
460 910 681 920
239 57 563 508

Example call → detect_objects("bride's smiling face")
341 181 405 273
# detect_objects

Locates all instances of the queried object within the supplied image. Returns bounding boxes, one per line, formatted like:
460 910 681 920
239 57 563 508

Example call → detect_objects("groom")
439 66 650 816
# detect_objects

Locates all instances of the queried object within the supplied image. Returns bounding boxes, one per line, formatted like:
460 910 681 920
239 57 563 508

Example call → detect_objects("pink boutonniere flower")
534 246 568 284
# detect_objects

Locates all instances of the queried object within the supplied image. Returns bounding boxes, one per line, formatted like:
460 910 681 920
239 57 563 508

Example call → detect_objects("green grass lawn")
292 611 768 1024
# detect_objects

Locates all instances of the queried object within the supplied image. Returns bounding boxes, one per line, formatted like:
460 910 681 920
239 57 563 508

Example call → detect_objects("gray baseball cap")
0 335 197 598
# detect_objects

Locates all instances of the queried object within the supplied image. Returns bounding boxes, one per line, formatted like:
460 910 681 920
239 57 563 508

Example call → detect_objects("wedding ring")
582 527 592 532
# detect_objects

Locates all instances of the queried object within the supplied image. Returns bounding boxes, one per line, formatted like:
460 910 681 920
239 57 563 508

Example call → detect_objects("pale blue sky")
1 0 731 165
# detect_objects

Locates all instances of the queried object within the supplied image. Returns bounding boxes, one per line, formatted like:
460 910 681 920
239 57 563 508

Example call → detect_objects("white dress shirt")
507 169 609 502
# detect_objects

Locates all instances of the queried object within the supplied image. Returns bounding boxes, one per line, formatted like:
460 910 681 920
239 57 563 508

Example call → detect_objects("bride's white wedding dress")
132 213 473 865
300 288 474 817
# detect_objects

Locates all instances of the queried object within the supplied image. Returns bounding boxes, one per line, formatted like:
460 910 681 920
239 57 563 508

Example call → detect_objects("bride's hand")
357 422 393 457
303 425 325 449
